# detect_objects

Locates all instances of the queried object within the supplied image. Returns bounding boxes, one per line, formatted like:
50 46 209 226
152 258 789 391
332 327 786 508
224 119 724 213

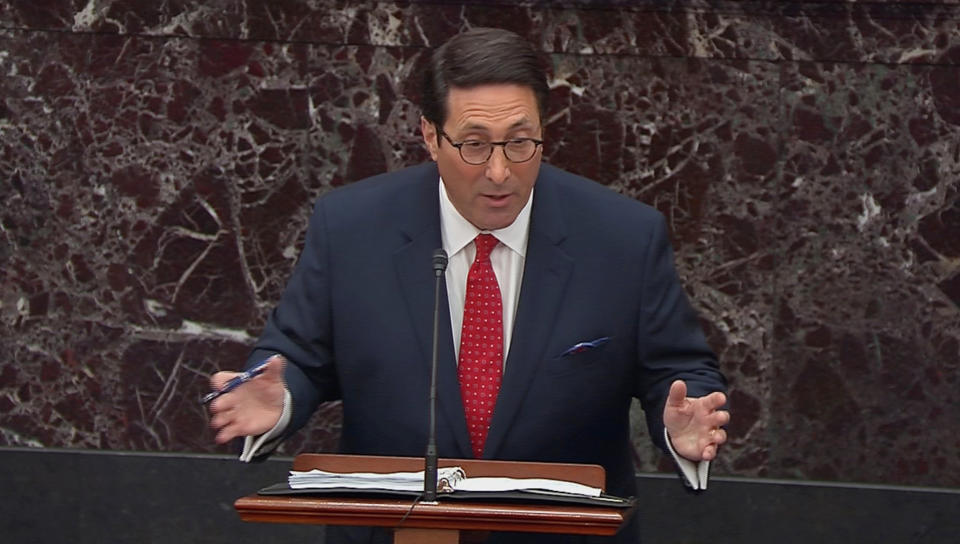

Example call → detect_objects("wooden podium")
235 454 635 543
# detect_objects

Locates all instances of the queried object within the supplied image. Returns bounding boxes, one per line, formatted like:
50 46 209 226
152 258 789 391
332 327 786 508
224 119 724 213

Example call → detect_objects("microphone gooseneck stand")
424 248 448 502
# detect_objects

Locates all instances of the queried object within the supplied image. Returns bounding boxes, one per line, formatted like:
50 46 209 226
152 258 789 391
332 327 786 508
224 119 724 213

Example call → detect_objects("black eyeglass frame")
436 128 544 165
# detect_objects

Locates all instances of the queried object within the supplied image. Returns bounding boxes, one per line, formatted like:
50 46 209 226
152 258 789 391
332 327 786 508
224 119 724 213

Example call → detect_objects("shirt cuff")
239 389 292 463
664 427 710 490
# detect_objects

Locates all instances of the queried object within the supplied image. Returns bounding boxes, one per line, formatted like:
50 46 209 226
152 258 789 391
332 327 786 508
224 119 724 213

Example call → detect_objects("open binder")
257 455 634 507
258 474 634 508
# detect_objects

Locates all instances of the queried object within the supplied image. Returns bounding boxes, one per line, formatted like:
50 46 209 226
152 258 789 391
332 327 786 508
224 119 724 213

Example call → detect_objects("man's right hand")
207 355 286 444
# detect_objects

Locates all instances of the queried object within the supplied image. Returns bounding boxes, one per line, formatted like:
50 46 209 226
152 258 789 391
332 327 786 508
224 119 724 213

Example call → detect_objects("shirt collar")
438 177 532 258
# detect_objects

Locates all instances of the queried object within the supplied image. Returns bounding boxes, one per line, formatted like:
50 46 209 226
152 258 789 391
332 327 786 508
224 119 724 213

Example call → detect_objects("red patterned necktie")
458 234 504 458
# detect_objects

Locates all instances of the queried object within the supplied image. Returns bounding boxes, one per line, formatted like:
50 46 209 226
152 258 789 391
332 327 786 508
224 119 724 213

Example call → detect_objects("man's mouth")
483 194 511 204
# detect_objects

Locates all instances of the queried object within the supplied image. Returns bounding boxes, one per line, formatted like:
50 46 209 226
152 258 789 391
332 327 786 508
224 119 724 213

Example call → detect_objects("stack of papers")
289 467 465 492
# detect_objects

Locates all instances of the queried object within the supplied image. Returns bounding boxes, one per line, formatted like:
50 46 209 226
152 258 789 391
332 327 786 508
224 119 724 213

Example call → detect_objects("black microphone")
424 248 447 502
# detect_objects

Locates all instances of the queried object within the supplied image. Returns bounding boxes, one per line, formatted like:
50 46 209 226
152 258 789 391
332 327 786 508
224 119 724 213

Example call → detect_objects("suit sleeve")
246 197 342 437
634 213 727 453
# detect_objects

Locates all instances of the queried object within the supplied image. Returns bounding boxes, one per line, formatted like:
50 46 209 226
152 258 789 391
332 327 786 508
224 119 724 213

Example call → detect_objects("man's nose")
485 146 510 184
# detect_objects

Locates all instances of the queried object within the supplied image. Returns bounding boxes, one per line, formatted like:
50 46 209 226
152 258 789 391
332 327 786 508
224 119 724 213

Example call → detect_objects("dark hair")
420 27 549 129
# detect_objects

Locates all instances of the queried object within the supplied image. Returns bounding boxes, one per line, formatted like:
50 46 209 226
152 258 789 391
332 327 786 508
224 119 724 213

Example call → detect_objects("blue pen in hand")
200 357 273 405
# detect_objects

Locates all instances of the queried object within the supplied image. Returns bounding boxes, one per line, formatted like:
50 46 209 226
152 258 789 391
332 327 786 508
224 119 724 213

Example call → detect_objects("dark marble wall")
1 1 958 488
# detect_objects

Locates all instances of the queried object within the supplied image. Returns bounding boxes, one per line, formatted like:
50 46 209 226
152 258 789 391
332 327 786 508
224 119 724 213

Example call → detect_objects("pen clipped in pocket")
559 336 611 357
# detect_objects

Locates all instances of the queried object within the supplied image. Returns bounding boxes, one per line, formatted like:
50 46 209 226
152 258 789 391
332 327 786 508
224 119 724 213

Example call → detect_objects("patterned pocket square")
560 336 611 357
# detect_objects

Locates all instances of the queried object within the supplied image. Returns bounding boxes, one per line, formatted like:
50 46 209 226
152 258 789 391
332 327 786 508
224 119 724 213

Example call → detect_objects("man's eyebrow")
460 123 490 132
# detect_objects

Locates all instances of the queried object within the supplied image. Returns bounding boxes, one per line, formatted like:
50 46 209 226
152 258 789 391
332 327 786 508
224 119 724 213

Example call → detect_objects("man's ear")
420 116 439 161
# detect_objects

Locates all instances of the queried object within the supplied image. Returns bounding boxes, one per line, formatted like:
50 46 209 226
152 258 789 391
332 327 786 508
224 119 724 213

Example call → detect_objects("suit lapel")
392 165 472 457
483 168 572 458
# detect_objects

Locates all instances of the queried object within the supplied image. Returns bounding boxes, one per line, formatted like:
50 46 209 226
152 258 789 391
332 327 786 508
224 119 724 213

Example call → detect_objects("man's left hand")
663 380 730 461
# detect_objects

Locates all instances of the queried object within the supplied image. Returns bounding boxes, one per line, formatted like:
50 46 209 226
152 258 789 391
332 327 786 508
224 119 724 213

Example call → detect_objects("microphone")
424 248 447 502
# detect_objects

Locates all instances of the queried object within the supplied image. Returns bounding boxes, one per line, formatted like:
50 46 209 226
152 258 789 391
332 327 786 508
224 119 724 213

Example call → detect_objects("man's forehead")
460 117 535 131
444 84 541 128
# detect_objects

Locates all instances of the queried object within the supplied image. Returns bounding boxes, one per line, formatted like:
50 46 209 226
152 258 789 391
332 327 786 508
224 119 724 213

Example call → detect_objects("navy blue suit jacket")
249 162 725 542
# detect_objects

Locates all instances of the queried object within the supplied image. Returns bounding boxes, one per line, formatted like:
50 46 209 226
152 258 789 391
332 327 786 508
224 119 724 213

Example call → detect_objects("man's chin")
472 210 520 231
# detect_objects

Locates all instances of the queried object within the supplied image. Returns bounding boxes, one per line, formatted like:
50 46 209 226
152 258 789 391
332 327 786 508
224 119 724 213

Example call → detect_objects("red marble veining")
1 1 958 488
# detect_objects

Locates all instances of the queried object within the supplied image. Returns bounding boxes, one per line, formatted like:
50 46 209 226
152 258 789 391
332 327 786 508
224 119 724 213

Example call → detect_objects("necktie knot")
474 234 498 261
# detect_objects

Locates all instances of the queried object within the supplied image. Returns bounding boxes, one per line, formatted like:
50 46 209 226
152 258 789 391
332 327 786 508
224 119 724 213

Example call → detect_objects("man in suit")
208 28 729 542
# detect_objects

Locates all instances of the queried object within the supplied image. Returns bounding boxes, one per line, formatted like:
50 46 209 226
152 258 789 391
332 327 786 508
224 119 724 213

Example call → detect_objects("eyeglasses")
437 128 543 165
